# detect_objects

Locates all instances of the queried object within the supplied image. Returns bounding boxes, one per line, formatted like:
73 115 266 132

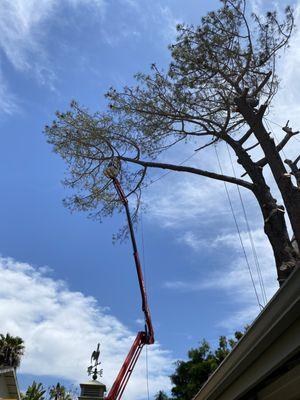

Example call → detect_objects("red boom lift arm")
105 175 154 400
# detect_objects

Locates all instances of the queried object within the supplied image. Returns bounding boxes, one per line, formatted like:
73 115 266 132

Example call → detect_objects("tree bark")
227 137 299 285
235 97 300 251
253 183 299 285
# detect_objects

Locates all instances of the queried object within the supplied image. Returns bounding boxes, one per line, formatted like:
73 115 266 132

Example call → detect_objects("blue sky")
0 0 300 399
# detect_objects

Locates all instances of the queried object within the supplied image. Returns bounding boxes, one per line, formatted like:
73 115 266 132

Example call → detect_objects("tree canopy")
0 333 25 369
155 332 244 400
45 0 300 283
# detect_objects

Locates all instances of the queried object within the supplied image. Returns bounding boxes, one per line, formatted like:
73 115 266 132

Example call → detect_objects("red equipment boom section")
105 178 154 400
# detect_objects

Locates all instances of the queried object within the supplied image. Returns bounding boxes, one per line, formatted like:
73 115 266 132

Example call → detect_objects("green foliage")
22 382 72 400
154 391 170 400
169 332 243 400
0 333 25 368
21 382 46 400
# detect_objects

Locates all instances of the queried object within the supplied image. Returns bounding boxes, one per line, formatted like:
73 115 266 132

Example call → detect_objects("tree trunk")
227 137 299 285
253 183 299 285
235 97 300 250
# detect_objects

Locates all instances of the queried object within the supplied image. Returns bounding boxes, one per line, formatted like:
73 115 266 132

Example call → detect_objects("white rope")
264 117 300 143
140 209 150 400
225 143 267 305
264 118 288 160
214 144 263 310
142 151 198 189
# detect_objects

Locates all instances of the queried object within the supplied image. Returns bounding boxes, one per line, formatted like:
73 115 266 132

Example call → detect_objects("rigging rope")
225 143 267 306
263 117 282 128
141 144 265 308
145 345 150 400
264 117 300 143
140 209 150 400
214 144 263 310
264 119 288 160
142 151 198 189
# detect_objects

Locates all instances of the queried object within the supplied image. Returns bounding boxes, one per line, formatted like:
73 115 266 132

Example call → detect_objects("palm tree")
49 383 72 400
21 382 46 400
0 333 25 368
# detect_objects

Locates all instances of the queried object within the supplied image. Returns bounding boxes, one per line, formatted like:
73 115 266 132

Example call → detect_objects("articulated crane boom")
104 161 154 400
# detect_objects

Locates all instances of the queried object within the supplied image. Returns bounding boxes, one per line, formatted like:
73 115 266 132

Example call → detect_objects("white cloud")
0 69 19 115
146 144 275 332
179 232 207 252
0 0 106 113
0 0 106 71
0 0 174 66
0 256 172 399
0 1 52 72
155 5 179 41
144 138 264 235
145 170 231 228
0 0 179 113
164 228 278 330
250 0 263 14
168 228 276 295
99 1 178 47
271 2 300 130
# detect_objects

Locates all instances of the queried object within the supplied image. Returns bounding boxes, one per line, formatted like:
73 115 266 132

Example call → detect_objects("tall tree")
21 382 46 400
169 333 242 400
0 333 25 369
45 0 300 284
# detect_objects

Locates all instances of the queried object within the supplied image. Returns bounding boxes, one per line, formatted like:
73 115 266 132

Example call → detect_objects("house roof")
193 264 300 400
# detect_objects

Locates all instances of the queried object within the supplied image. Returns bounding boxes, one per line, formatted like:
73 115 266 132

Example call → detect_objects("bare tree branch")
119 156 254 190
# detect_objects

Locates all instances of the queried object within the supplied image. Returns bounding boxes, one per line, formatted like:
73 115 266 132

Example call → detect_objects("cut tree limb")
119 156 254 190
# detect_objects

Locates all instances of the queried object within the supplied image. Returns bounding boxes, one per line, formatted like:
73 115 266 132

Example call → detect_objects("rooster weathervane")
87 343 103 380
